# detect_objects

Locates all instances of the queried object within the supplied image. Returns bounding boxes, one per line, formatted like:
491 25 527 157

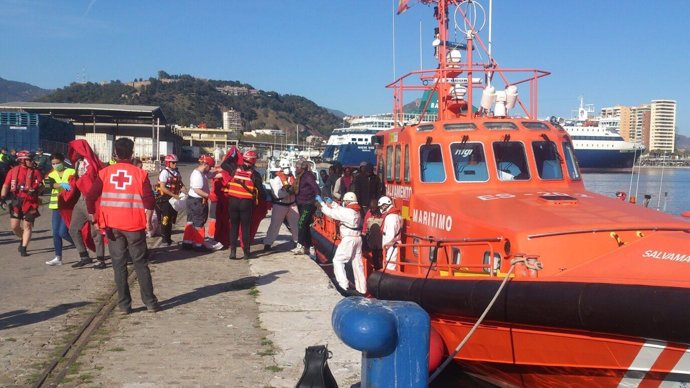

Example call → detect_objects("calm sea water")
582 167 690 217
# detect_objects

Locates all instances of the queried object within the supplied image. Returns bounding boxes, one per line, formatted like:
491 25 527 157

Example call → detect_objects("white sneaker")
204 240 223 251
46 257 63 266
291 243 304 255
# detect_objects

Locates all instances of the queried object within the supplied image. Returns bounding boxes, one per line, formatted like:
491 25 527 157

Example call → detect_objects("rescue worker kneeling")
315 192 366 295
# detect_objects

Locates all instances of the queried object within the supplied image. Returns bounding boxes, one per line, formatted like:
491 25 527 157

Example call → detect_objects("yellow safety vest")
48 168 76 210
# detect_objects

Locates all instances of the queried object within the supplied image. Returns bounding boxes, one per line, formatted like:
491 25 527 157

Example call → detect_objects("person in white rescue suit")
378 196 403 270
315 192 366 295
264 160 299 251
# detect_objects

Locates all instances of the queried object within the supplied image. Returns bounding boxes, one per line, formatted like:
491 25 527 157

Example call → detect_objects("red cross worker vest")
224 168 256 200
98 163 148 231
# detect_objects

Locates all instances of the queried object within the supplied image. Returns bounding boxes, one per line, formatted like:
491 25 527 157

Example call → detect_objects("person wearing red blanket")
220 149 266 259
65 140 107 269
211 147 240 248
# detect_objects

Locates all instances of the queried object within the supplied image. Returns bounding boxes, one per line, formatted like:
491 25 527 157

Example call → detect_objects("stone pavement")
0 163 360 387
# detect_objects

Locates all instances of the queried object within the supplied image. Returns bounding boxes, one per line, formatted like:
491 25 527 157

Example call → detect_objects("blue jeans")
52 210 74 257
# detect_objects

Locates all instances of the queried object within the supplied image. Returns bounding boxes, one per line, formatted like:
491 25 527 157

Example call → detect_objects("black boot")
18 245 28 257
229 248 237 260
72 252 93 268
243 248 252 260
93 257 107 269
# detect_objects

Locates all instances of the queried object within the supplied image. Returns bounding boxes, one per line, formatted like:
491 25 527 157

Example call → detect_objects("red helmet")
16 150 31 160
164 154 178 167
243 150 258 165
199 154 215 168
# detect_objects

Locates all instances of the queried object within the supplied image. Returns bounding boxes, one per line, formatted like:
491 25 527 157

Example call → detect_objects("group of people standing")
2 139 402 309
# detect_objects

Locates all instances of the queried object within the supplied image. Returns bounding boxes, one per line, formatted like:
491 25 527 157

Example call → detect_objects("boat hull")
322 143 376 167
369 271 690 386
574 148 637 169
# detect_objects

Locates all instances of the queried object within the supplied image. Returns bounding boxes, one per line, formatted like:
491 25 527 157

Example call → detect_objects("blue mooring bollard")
332 297 430 388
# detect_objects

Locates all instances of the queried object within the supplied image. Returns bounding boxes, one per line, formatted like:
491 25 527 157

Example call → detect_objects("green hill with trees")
37 71 345 136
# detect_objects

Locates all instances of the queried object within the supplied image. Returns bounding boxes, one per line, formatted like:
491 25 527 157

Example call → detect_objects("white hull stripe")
619 340 666 388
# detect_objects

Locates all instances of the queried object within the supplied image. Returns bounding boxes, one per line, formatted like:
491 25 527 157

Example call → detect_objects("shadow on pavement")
0 301 91 330
159 271 287 311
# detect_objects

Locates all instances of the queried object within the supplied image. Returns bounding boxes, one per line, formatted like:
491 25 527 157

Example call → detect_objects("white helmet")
279 159 291 169
378 196 393 211
343 192 358 204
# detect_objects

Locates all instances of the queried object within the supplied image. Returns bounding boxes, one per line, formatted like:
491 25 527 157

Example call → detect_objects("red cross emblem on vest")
110 169 133 190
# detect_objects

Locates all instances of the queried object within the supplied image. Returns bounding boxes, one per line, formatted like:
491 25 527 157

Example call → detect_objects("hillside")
37 72 344 136
0 77 51 102
677 134 690 151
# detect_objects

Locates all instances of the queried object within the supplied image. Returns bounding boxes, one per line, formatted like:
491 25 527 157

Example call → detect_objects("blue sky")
1 0 689 135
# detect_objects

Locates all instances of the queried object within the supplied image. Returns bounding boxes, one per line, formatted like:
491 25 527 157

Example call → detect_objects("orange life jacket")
98 163 148 232
9 165 41 199
224 168 256 200
158 167 183 196
275 171 295 188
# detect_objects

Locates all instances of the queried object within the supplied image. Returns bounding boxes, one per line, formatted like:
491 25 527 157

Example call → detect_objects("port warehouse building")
0 102 177 163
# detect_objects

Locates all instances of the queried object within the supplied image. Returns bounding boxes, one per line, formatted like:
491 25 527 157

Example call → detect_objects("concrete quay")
0 166 360 387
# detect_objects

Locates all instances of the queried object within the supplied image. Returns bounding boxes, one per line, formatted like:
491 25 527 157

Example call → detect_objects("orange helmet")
164 154 178 167
16 150 31 160
243 150 258 165
199 154 215 168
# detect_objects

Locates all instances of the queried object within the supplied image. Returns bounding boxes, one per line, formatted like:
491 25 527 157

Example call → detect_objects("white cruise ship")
559 100 644 170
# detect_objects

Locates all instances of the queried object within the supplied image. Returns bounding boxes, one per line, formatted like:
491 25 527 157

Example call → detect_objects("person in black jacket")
352 161 384 217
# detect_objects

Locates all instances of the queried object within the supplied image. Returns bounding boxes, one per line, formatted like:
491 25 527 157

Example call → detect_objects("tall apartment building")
222 108 242 132
601 100 676 153
631 104 651 149
648 100 676 153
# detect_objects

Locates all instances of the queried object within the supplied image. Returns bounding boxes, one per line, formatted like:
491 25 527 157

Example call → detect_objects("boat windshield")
532 141 563 180
493 141 530 181
420 144 445 183
451 142 488 182
562 141 581 180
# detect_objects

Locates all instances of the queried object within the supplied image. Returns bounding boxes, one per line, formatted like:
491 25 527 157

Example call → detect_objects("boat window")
492 141 530 181
562 141 581 180
385 145 394 181
484 122 518 130
522 121 550 130
450 142 488 182
417 124 434 132
444 123 477 131
483 251 501 274
452 248 461 265
532 141 563 180
394 145 402 182
420 144 445 183
404 145 410 183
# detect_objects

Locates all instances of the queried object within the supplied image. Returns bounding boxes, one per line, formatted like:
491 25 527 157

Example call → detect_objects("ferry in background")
558 99 644 170
321 113 432 167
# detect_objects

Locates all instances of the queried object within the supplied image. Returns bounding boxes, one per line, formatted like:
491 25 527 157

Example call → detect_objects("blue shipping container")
0 112 75 153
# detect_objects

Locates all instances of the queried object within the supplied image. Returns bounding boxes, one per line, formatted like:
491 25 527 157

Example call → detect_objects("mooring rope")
428 256 540 383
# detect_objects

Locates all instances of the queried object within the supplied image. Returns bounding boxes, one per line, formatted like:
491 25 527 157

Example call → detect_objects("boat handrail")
528 226 690 239
404 232 505 244
385 239 504 277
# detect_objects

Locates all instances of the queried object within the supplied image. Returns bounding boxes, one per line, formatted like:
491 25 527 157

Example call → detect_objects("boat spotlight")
449 84 466 100
446 49 462 66
480 86 496 110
